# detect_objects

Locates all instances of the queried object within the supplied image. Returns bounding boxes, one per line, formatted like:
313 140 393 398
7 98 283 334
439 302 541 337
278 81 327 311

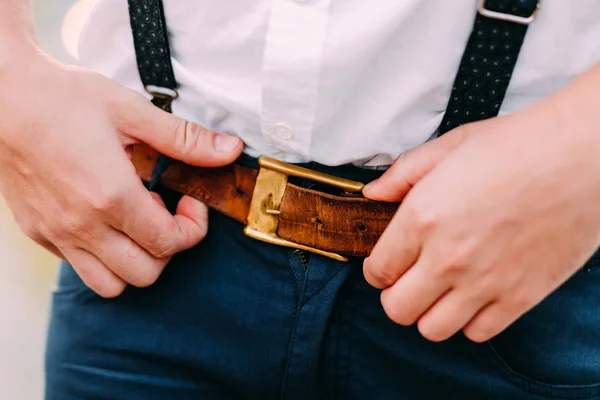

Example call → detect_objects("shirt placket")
260 0 332 161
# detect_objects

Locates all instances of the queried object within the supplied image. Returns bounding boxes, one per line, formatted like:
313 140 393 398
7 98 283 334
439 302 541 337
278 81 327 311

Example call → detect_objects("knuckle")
435 260 467 281
510 290 535 311
445 247 472 271
94 281 127 299
173 119 202 161
15 217 39 240
364 258 396 288
473 276 500 300
138 272 161 288
427 263 451 284
130 267 162 288
464 323 495 343
381 297 415 326
61 214 89 238
90 186 125 214
147 221 182 258
38 222 62 244
148 237 177 259
405 204 438 234
74 260 127 299
429 247 473 281
418 319 446 342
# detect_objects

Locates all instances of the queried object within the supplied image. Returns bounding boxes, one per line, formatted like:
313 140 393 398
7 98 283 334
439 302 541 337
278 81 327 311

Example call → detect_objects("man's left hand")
362 84 600 343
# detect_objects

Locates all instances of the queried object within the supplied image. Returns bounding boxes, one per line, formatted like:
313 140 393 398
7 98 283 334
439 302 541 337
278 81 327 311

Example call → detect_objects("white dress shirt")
78 0 600 166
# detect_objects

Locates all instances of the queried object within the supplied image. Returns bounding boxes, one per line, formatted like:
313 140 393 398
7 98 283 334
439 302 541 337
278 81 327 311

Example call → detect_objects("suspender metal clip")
145 85 179 112
477 0 541 25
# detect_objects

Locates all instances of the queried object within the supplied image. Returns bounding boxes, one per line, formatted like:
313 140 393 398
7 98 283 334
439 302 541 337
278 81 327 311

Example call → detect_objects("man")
1 0 599 398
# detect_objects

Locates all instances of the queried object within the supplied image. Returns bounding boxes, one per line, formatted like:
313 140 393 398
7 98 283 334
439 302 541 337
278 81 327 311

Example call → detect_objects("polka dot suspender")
439 0 540 134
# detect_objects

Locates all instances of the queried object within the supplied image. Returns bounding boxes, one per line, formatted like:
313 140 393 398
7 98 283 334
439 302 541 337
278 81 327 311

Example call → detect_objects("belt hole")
235 187 245 196
355 222 368 232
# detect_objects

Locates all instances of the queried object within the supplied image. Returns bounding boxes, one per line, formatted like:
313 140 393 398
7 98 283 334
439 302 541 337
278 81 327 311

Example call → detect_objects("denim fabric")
45 165 600 400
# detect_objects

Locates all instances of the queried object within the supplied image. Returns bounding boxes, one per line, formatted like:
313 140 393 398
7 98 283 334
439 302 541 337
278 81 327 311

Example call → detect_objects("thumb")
124 95 244 167
363 126 470 202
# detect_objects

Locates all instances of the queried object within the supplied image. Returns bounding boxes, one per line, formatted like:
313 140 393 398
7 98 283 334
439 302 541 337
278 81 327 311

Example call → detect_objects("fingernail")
363 181 376 193
193 199 208 214
214 134 240 154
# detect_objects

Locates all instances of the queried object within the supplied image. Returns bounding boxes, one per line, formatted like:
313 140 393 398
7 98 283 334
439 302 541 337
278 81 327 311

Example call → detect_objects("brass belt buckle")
243 157 364 262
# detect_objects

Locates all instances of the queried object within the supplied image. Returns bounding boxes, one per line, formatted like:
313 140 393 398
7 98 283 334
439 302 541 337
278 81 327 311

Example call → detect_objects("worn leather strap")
132 145 397 257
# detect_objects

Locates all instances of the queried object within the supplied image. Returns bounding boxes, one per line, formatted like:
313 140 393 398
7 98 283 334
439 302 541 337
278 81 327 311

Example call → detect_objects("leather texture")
132 145 397 257
278 186 397 256
439 0 538 134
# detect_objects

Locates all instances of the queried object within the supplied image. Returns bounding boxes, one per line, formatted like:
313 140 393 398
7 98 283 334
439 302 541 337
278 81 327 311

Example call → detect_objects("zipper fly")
293 249 310 271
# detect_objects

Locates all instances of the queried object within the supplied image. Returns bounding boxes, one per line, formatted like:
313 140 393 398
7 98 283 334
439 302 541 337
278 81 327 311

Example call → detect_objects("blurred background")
0 1 98 398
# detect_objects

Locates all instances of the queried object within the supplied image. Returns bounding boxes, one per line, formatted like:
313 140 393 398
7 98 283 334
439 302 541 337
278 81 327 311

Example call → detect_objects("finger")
117 181 210 259
416 289 490 342
363 211 421 289
34 238 66 260
379 256 450 326
362 125 470 202
149 191 166 208
174 195 210 240
462 301 523 343
121 93 243 167
90 228 171 288
61 247 127 298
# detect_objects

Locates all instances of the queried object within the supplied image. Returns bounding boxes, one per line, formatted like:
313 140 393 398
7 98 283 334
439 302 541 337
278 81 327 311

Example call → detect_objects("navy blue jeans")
46 164 600 400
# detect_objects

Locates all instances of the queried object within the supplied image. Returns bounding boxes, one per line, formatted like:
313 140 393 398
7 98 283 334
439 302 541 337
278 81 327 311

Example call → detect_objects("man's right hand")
0 52 243 298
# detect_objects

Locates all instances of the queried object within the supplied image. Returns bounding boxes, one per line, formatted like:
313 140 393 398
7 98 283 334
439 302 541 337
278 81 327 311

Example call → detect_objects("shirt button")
273 123 294 140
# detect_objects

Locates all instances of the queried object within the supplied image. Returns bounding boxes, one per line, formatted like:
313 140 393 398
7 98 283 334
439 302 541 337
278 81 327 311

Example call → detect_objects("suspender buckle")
477 0 541 25
145 85 179 112
243 157 364 262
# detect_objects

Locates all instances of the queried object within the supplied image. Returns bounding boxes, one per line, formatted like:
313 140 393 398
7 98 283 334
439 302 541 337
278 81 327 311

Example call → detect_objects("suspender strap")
128 0 176 91
439 0 540 134
128 0 177 190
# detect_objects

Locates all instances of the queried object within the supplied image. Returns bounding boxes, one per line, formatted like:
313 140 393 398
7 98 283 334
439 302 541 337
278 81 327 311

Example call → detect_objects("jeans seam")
279 250 308 400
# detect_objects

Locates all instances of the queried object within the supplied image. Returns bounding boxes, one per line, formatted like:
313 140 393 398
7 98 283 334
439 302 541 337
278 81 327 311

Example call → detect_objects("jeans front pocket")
481 252 600 399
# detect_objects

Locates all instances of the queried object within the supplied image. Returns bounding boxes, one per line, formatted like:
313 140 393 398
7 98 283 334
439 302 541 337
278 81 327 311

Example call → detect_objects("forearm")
539 62 600 147
0 0 38 67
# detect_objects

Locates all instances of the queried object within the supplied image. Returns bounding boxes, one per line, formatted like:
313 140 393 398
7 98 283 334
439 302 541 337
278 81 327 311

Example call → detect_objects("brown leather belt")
132 144 398 261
